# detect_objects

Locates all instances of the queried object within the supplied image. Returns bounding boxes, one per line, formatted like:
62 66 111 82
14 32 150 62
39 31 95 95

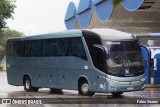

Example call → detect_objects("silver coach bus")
6 29 145 96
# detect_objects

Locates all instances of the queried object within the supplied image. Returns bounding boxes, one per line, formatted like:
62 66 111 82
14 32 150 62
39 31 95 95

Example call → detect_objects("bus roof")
8 30 82 41
83 29 135 41
8 29 135 41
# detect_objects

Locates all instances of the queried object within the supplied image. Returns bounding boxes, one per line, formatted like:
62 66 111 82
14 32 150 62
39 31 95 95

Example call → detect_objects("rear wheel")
24 76 39 92
78 80 94 96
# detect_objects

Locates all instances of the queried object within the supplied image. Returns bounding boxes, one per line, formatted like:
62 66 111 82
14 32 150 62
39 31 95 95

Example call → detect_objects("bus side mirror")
93 44 109 59
104 47 109 59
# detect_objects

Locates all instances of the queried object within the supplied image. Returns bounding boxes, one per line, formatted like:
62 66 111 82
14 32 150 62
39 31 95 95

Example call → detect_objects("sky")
6 0 79 36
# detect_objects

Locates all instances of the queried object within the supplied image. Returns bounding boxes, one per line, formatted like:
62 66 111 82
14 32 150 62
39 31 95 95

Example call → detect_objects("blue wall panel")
64 0 146 29
141 46 150 84
77 0 92 14
121 0 144 11
77 0 93 28
93 0 113 22
93 0 103 5
64 2 77 30
153 52 160 84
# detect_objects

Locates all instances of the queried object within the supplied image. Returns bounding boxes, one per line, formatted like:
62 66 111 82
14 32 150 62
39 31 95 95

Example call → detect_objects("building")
64 0 160 33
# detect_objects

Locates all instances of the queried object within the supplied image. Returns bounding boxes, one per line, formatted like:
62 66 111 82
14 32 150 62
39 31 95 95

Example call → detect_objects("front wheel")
24 76 39 92
78 80 94 96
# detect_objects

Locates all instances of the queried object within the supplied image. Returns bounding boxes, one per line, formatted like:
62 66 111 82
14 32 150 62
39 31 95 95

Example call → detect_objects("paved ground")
0 71 160 107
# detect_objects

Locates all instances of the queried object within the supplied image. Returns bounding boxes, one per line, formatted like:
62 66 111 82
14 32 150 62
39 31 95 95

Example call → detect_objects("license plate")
127 87 134 90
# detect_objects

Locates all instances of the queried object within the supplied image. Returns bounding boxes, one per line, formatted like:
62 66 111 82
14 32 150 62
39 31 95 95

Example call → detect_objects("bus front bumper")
107 82 145 93
106 75 146 93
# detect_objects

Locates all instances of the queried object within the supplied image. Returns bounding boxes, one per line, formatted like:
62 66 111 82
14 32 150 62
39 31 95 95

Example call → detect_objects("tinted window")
42 39 56 56
24 41 31 57
83 33 107 72
7 37 87 60
17 41 25 57
7 41 16 57
56 38 69 56
31 40 41 57
7 41 25 57
70 38 87 60
124 41 141 51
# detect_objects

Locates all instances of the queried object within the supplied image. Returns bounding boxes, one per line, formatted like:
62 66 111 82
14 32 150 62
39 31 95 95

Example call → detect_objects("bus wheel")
79 80 94 96
111 92 123 96
24 76 38 92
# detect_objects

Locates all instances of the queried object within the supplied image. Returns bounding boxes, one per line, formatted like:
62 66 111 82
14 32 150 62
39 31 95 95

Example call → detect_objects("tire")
78 80 94 96
111 92 123 96
24 76 39 92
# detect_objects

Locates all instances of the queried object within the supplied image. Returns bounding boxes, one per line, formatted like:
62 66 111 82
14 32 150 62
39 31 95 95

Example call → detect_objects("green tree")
0 0 16 30
0 28 24 60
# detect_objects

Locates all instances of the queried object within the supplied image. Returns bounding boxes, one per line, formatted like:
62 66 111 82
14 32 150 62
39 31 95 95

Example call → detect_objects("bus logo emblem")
125 69 129 74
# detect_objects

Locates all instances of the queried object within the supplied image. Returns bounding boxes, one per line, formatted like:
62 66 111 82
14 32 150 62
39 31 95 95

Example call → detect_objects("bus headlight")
141 77 146 82
106 78 119 84
106 77 111 81
141 84 145 89
110 79 119 84
111 86 117 91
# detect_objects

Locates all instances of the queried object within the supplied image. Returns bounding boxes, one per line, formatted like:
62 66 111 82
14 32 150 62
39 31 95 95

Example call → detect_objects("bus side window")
92 47 107 72
7 41 16 57
83 33 107 72
18 41 25 57
14 41 24 57
7 41 25 57
25 41 31 57
70 38 87 60
31 40 41 57
41 39 55 57
7 41 11 56
56 38 69 56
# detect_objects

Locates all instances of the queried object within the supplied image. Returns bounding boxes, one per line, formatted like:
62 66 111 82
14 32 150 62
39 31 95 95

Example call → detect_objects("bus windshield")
103 41 144 77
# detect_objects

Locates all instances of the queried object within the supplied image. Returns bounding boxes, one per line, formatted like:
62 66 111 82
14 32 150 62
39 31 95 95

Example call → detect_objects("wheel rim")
25 79 30 90
81 83 89 94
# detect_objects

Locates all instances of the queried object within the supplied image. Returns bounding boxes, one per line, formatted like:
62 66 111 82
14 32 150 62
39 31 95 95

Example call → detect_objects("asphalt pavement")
0 71 160 107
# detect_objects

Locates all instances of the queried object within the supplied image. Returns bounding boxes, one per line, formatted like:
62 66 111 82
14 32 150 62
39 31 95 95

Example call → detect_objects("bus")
6 29 146 96
137 33 160 85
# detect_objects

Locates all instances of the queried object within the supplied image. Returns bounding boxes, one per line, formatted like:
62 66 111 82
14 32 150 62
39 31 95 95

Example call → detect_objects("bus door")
141 45 151 84
151 48 160 84
93 45 108 92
